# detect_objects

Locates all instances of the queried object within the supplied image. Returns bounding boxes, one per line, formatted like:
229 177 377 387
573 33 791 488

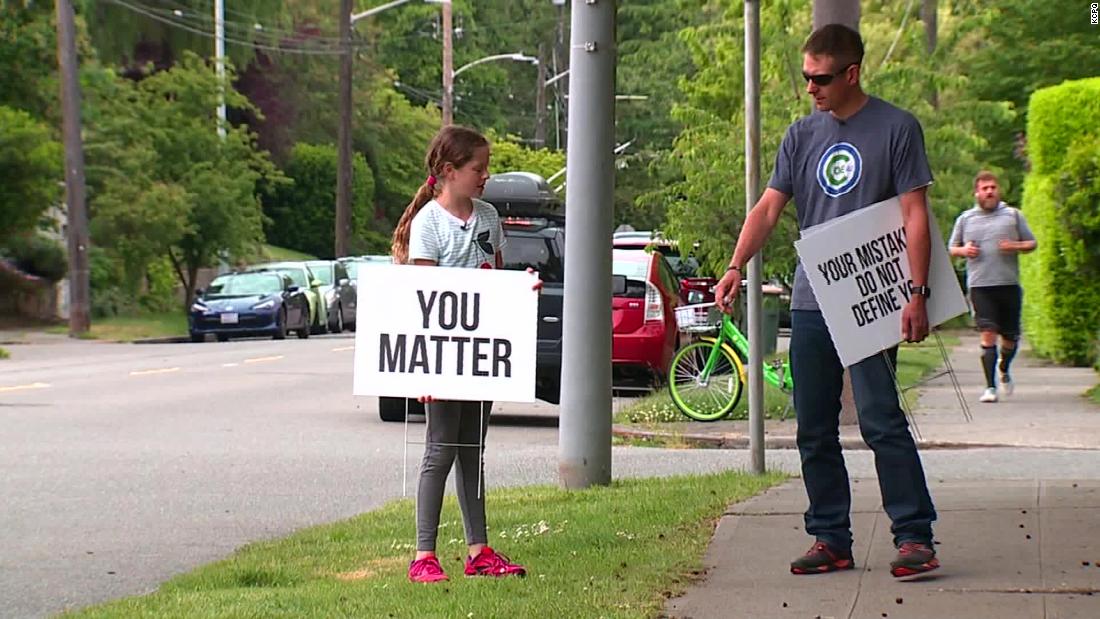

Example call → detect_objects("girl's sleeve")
409 211 439 262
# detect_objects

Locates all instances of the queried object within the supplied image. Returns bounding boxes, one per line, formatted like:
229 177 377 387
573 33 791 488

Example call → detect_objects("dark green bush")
1 233 66 282
264 143 375 259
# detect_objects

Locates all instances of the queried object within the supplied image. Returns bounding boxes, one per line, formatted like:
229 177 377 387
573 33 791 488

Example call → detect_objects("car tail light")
645 282 663 322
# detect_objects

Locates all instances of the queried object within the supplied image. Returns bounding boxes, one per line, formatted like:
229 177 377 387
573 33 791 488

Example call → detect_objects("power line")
102 0 353 55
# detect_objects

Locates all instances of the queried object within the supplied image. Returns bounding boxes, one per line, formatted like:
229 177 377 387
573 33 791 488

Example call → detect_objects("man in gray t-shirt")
714 24 940 579
949 171 1037 403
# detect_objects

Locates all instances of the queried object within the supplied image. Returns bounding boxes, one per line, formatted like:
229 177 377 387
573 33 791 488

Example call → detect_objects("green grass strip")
67 471 785 618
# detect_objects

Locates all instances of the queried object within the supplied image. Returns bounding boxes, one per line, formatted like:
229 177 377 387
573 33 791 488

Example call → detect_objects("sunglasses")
802 63 855 86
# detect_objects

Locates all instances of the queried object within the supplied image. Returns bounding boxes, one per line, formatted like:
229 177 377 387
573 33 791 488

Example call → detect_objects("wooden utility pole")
535 43 548 148
812 0 860 425
922 0 938 109
335 0 353 257
56 0 89 335
441 0 454 126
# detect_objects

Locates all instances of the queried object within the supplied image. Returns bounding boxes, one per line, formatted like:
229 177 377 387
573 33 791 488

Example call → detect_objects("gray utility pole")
215 0 226 138
744 0 765 474
812 0 860 426
813 0 860 30
559 0 616 489
534 42 547 148
441 0 454 125
55 0 89 336
335 0 353 258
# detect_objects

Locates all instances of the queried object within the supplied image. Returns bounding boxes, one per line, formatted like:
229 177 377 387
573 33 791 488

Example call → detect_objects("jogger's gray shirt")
949 202 1036 288
768 96 934 311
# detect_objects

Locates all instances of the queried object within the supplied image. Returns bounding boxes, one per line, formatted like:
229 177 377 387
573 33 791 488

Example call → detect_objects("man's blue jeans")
790 310 936 550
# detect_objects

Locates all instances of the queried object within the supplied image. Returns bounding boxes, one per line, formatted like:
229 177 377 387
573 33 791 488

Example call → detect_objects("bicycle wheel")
668 340 745 421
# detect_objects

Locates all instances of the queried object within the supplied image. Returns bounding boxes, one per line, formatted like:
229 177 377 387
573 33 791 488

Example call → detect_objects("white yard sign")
353 265 539 402
794 197 968 367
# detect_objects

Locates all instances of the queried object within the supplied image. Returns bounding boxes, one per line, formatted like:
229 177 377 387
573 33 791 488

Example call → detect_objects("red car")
611 248 682 385
612 231 718 304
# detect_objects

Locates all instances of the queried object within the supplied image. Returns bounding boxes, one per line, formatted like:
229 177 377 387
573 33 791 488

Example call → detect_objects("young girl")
391 125 527 583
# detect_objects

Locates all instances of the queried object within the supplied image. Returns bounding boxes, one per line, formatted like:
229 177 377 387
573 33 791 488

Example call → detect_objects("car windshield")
271 268 307 288
666 255 700 277
207 273 283 296
343 262 358 279
612 259 649 281
501 235 563 283
307 263 334 285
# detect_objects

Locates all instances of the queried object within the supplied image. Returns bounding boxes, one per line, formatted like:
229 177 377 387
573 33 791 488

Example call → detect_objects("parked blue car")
189 271 311 342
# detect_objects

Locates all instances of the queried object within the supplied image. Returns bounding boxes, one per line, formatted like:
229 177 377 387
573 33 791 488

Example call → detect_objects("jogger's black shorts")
969 285 1022 339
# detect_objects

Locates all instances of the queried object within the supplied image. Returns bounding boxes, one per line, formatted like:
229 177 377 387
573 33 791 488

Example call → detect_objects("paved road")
2 335 1099 618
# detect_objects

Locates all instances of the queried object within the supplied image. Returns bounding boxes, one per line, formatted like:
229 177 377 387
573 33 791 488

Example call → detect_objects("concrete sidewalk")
662 336 1100 618
615 334 1100 450
666 479 1100 619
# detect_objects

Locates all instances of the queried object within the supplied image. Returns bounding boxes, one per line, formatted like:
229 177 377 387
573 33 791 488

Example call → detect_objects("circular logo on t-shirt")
816 142 862 198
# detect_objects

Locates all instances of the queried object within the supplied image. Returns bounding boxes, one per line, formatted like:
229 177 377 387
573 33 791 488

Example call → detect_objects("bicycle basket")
674 302 719 333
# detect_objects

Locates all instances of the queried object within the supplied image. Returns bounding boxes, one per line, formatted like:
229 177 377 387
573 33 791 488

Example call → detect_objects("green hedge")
1026 78 1100 176
1020 79 1100 366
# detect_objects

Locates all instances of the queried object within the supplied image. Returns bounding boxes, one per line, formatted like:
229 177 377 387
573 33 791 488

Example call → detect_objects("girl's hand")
526 267 543 292
417 395 435 404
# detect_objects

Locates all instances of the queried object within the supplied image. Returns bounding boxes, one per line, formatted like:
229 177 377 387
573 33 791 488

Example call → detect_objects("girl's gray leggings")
416 400 492 552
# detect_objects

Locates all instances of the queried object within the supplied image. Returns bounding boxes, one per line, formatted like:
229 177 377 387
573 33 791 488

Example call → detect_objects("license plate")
220 312 239 324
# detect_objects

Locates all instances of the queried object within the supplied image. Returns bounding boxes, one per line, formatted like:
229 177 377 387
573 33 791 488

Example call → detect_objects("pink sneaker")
464 546 527 577
408 556 448 583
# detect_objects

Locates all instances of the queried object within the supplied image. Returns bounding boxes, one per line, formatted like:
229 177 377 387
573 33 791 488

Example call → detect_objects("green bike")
669 303 794 421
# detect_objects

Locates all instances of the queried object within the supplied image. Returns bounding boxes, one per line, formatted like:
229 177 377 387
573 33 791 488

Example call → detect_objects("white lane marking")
129 367 181 376
0 382 51 393
331 346 355 352
243 355 284 364
222 363 240 367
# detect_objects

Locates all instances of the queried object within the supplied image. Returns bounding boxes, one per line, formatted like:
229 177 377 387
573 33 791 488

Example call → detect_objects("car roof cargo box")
481 172 564 221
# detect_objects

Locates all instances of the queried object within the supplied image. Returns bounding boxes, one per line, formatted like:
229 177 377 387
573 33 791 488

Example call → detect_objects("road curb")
132 336 191 344
612 425 1065 451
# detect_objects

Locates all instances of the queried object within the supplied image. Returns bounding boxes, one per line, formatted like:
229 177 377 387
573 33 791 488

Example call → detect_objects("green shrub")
1020 78 1100 366
1026 78 1100 175
89 247 138 318
1 233 66 281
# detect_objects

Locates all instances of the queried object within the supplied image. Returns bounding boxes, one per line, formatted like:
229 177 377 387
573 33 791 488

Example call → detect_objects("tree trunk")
813 0 861 426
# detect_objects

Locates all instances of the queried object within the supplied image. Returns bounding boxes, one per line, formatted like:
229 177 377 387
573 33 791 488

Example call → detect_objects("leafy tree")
265 142 377 259
0 1 60 118
959 0 1100 204
0 106 61 243
84 52 284 307
659 0 1011 281
487 131 565 180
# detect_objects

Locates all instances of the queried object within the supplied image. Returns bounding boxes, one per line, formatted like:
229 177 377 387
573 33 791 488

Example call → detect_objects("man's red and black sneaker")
790 541 854 574
890 541 940 578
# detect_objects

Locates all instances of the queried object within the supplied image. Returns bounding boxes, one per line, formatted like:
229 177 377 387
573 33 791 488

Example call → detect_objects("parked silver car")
305 260 357 333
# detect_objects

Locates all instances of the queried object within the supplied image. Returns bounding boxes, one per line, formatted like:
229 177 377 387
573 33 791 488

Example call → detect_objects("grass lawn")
255 244 319 262
0 346 8 359
65 471 785 618
1088 382 1100 407
46 312 187 342
615 334 961 426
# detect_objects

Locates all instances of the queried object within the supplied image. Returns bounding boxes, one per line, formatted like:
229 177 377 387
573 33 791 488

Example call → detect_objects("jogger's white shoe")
999 372 1014 397
979 387 998 403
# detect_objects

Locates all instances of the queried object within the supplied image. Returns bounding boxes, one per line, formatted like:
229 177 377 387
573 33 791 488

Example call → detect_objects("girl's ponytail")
391 180 436 265
391 125 489 264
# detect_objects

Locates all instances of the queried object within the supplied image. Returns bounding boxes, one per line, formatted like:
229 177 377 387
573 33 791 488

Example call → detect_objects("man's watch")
909 283 931 299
